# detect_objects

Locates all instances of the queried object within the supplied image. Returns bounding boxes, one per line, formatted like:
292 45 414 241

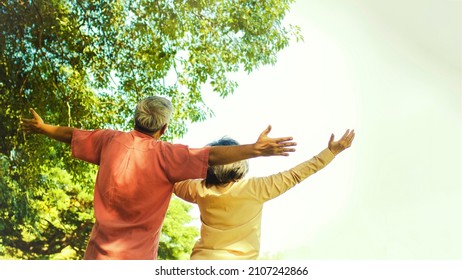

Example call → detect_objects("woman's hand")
328 129 355 156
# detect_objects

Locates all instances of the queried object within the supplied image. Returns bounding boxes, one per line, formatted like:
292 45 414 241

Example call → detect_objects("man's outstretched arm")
208 125 297 166
21 108 74 144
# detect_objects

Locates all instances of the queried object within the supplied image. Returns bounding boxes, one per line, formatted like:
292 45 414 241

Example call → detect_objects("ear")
159 124 168 136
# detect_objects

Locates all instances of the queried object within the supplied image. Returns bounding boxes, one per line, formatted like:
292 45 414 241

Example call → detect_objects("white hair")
205 137 249 187
134 96 173 133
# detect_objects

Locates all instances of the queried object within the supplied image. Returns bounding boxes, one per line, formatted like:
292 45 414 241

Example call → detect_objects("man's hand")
254 125 297 156
328 129 355 156
20 108 74 143
208 125 297 165
20 108 44 134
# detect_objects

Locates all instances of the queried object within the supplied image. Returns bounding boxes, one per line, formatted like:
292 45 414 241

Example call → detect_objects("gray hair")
205 137 249 187
134 96 173 133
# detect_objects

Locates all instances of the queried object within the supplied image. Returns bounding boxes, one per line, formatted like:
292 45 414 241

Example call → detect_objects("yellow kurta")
173 148 335 260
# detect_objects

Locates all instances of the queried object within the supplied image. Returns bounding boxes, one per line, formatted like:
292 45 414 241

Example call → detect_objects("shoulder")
73 128 120 136
72 128 122 145
159 141 188 149
159 141 209 154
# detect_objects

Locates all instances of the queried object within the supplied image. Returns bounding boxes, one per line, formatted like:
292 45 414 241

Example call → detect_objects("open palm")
328 129 355 156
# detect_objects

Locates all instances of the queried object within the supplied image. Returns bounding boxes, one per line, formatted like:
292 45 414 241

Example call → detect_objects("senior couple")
20 96 355 260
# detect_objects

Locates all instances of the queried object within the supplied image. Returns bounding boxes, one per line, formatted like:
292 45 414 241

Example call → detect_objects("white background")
177 0 462 259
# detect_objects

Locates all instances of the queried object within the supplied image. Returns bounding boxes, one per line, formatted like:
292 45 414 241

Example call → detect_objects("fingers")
20 117 34 122
346 129 355 147
20 108 41 133
278 145 297 156
274 140 297 156
279 140 297 147
270 146 296 156
274 136 295 144
20 118 32 127
275 138 297 153
348 129 355 139
279 147 296 156
20 119 34 131
340 129 350 140
341 129 355 148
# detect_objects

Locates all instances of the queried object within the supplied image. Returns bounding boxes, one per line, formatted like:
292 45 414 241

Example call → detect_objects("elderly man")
20 96 296 260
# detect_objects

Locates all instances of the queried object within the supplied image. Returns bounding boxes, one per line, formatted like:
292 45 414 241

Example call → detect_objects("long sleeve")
248 148 335 202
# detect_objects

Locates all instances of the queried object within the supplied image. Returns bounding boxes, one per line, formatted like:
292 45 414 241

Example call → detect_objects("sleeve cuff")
318 148 336 164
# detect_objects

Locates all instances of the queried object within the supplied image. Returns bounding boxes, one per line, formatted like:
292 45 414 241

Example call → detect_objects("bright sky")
175 0 462 259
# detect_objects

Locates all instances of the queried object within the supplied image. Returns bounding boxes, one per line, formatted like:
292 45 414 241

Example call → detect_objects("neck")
134 126 160 139
134 123 166 140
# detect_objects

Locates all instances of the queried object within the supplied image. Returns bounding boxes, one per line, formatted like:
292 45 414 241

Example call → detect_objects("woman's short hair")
134 96 173 133
205 137 249 187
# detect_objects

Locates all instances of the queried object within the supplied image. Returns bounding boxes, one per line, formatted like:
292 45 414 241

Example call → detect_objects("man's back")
72 129 209 259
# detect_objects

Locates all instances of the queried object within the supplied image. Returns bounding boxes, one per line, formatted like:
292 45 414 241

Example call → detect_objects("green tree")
0 0 301 259
158 197 199 260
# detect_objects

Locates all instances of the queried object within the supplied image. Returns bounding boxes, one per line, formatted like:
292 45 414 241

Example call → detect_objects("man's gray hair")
134 96 173 133
205 137 249 187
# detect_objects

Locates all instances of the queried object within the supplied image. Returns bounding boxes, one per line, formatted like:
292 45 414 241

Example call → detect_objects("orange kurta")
174 148 335 260
71 129 209 259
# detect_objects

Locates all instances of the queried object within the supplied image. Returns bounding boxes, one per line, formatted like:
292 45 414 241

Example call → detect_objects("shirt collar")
131 129 155 139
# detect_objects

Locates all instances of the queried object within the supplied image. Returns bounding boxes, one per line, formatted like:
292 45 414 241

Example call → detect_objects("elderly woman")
174 130 355 260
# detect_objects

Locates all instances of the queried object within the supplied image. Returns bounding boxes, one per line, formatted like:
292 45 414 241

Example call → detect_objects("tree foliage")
0 0 300 259
158 197 199 260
